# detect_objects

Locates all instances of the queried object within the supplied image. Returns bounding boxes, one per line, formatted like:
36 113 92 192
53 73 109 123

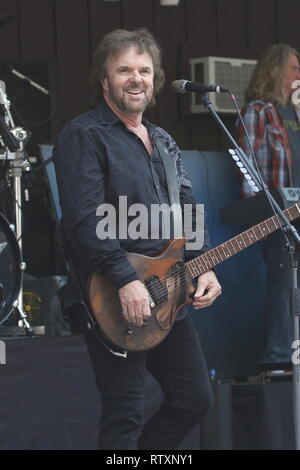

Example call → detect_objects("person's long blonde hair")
246 44 300 105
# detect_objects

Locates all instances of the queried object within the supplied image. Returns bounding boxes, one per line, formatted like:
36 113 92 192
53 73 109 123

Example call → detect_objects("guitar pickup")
145 275 168 306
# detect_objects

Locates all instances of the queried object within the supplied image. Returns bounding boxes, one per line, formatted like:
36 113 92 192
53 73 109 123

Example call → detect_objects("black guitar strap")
56 224 128 358
155 137 182 232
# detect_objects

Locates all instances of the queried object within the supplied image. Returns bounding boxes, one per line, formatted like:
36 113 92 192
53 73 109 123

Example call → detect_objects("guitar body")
86 203 300 353
86 238 192 352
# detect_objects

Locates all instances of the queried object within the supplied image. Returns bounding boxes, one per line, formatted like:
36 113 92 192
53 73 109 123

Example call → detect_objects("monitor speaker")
2 274 71 336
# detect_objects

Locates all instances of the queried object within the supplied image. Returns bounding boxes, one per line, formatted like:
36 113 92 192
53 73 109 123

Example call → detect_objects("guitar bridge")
148 295 155 308
145 275 168 306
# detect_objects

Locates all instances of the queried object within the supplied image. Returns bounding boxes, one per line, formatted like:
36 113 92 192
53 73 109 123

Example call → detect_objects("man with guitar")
53 28 221 450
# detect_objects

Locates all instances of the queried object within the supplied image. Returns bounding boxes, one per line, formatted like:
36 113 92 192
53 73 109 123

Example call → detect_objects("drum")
0 212 22 324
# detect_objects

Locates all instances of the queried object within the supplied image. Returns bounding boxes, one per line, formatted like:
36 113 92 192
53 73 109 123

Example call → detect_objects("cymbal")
0 15 15 28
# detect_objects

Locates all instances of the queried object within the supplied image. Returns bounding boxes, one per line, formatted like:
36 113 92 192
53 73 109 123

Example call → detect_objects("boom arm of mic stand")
200 93 300 245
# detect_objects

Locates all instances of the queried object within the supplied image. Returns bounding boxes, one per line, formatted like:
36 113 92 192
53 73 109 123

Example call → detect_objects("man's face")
102 46 154 118
283 53 300 99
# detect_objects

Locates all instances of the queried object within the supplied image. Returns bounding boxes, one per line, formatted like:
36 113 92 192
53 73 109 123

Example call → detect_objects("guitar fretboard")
186 204 300 279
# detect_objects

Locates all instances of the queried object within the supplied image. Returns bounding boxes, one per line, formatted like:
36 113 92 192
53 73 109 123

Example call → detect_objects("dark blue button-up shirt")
53 100 210 290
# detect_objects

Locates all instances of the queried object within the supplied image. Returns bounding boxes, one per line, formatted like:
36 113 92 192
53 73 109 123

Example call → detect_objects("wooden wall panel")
1 0 300 147
186 0 218 54
18 0 55 61
154 1 187 146
122 0 157 123
55 0 90 128
216 0 248 57
122 0 154 31
277 0 300 50
89 0 122 56
182 0 247 152
181 1 220 151
0 1 20 61
247 0 277 58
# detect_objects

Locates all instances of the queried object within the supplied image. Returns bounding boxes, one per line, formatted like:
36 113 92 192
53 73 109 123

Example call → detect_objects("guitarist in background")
236 44 300 364
53 28 221 450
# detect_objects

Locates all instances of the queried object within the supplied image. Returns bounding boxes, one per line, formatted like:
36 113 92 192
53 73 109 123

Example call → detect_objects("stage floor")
0 334 199 450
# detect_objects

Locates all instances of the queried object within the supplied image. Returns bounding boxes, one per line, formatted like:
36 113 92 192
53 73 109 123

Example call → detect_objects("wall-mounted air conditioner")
190 56 257 114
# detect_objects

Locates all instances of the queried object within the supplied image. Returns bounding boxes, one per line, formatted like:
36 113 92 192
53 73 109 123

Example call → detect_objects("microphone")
171 79 229 94
10 67 49 95
0 65 49 95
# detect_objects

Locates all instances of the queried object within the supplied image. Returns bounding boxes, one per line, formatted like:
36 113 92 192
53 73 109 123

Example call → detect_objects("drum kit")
0 78 34 332
0 14 47 333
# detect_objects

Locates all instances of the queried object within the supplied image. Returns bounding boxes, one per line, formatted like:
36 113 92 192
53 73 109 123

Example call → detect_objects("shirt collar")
94 99 162 142
95 99 122 126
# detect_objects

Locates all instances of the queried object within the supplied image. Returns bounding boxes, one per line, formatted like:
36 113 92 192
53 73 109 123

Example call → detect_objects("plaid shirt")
236 100 300 197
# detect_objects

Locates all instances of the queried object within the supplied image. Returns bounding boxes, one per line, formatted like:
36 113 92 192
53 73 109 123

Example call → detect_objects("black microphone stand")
199 92 300 450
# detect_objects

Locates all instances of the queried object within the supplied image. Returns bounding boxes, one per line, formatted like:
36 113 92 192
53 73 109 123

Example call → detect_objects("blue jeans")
81 315 213 450
261 230 297 362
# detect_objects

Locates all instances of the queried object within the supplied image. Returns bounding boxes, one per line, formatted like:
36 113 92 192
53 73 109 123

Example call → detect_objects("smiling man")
53 29 221 450
103 46 154 116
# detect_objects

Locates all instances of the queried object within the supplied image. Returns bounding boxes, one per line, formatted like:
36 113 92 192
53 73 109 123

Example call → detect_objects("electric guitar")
86 203 300 352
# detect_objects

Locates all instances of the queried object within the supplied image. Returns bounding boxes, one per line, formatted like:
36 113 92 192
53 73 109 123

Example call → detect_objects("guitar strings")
146 244 235 303
147 241 243 303
146 207 296 303
148 234 242 300
146 230 250 302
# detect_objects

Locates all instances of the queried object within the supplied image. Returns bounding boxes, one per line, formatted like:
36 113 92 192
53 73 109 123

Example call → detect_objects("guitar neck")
186 203 300 279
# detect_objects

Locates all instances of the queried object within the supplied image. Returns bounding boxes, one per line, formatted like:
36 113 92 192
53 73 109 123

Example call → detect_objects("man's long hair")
89 28 165 107
246 43 300 105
